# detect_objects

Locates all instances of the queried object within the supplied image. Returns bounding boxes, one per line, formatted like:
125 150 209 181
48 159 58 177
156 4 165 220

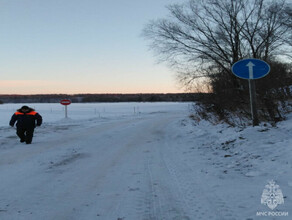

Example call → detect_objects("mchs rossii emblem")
261 180 284 210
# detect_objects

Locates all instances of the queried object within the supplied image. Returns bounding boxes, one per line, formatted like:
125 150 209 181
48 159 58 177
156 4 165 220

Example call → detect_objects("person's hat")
21 106 29 110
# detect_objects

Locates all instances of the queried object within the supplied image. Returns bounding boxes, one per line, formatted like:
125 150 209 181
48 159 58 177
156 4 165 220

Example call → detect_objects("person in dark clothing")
9 106 42 144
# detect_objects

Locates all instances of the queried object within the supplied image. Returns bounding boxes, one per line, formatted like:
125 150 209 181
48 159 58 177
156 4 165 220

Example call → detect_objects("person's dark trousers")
17 127 34 144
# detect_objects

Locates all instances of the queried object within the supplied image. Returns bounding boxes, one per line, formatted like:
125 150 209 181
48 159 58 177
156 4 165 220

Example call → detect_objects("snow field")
0 102 189 124
0 102 292 220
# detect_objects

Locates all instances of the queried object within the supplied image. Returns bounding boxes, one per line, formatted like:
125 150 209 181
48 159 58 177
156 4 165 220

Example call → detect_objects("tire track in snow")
162 125 239 220
145 154 190 220
146 157 164 220
139 115 192 220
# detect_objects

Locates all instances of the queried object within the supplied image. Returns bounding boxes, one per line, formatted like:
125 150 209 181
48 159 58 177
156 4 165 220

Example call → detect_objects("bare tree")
143 0 292 124
284 3 292 49
143 0 292 88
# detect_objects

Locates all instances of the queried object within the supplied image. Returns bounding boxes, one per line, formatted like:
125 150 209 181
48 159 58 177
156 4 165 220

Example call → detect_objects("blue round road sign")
232 58 270 80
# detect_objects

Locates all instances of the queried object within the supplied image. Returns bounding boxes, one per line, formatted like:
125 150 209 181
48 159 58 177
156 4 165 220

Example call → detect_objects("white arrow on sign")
246 61 255 79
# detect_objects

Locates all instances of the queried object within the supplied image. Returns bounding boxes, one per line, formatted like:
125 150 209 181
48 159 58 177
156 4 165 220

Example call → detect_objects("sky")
0 0 181 94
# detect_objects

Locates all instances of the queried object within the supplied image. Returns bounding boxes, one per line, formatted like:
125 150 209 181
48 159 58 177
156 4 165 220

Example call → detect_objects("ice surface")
0 102 291 219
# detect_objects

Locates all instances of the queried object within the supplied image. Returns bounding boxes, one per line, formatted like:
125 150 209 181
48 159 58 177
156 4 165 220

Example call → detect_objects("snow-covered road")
0 106 236 220
1 103 292 220
0 108 200 220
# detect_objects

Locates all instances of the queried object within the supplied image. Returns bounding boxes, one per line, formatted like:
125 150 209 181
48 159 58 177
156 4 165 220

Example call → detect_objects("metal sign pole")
232 58 270 127
60 99 71 119
248 79 259 126
65 105 68 118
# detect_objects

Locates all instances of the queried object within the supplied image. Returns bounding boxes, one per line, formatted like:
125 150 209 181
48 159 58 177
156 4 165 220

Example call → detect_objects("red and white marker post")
60 99 71 118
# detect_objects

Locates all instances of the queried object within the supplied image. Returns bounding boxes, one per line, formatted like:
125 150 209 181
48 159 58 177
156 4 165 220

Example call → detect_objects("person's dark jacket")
9 107 42 129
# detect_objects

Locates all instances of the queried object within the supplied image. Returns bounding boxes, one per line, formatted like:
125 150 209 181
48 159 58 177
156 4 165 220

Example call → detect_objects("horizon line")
0 92 205 96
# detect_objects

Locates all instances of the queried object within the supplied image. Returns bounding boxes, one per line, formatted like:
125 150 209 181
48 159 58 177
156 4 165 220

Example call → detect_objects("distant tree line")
0 93 203 104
